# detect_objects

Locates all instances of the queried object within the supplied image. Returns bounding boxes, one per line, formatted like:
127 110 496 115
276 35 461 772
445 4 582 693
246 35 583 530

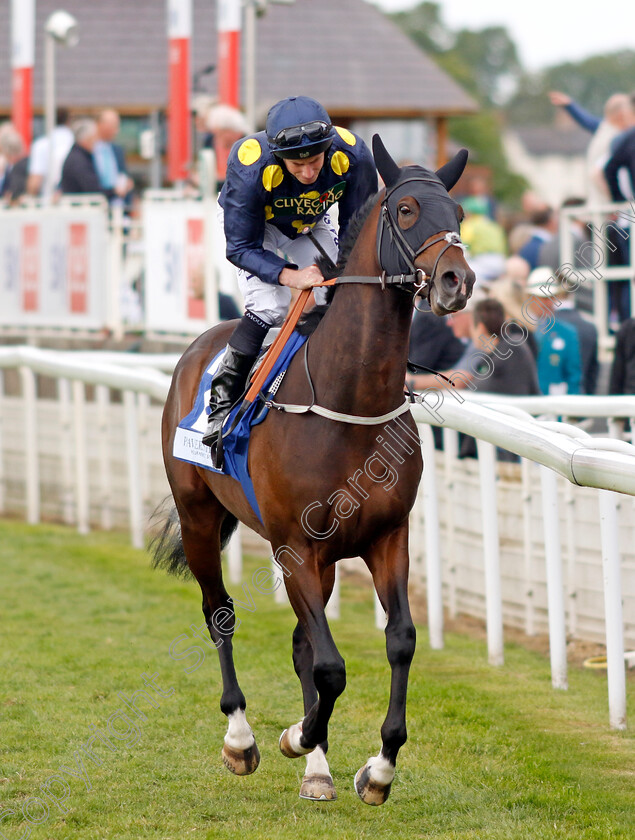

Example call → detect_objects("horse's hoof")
279 723 313 759
299 773 337 801
354 764 392 806
221 741 260 775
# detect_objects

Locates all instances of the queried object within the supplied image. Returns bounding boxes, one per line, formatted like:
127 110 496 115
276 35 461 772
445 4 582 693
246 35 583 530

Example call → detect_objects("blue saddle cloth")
173 331 308 523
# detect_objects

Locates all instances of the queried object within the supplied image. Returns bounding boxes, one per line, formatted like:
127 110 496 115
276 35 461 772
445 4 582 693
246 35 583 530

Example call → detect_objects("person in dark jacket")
609 317 635 395
60 119 102 195
408 301 465 373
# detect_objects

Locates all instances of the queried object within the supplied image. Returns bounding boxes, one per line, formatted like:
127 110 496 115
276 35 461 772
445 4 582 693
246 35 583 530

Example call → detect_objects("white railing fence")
0 346 633 730
560 199 635 356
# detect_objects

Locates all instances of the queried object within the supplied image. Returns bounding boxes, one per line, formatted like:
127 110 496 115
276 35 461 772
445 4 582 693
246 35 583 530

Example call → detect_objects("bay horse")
154 136 475 805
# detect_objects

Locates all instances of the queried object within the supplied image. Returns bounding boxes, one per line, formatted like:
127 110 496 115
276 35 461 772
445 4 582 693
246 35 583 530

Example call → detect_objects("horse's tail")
149 498 239 578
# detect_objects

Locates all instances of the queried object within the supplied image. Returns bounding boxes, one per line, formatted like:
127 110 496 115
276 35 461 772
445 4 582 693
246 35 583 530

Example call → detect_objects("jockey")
202 95 377 448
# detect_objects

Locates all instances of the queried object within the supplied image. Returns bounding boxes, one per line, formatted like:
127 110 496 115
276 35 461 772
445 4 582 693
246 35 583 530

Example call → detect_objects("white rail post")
476 440 504 666
598 490 627 730
539 466 568 690
137 391 151 523
421 424 444 650
325 563 340 620
521 458 535 636
374 588 387 630
123 390 144 549
443 427 459 619
96 385 113 530
227 522 242 584
564 480 578 638
273 555 288 605
72 379 90 535
58 378 75 525
20 365 39 525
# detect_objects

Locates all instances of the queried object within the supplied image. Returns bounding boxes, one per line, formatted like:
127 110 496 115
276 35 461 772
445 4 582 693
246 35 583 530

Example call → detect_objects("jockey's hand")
279 265 324 291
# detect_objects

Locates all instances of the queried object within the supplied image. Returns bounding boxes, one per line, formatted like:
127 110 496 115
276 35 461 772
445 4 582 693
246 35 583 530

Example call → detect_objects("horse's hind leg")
179 499 260 776
355 524 416 805
290 564 337 801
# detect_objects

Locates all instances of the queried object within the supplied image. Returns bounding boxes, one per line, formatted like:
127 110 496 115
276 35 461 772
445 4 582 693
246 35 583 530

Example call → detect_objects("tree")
507 50 635 125
389 2 527 204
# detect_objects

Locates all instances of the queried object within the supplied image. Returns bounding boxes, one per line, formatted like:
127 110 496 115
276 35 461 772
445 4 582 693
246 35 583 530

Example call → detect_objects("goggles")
272 120 332 148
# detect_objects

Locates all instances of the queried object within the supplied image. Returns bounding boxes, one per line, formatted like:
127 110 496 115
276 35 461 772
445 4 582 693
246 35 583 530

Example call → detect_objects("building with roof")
503 118 590 207
0 0 476 184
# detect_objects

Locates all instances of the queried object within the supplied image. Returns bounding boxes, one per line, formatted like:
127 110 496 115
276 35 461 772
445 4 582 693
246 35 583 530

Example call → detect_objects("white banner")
143 199 223 333
167 0 192 38
0 206 109 328
11 0 35 68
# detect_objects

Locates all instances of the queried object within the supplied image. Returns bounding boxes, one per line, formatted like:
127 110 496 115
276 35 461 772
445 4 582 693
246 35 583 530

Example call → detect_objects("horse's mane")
296 191 379 336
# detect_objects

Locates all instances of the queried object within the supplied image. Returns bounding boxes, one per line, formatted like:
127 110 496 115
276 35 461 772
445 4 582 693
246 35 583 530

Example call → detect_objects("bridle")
374 175 466 300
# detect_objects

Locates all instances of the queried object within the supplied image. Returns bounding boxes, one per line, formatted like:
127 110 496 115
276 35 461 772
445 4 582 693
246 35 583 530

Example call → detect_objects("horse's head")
372 135 475 316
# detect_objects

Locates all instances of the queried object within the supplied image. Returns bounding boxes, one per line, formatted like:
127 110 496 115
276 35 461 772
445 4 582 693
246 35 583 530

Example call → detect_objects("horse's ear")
372 134 401 188
435 149 469 192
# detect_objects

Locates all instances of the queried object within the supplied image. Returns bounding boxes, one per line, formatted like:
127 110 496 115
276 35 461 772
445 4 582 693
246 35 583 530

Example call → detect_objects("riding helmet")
266 96 335 160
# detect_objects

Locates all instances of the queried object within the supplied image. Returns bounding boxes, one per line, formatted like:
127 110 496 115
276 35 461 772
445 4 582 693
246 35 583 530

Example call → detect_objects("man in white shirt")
27 106 74 198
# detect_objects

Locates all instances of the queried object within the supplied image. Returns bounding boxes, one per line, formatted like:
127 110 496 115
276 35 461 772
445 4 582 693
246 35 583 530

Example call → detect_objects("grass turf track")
0 520 633 839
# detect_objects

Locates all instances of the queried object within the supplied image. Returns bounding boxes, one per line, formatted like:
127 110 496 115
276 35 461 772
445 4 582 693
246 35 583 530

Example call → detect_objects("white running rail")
0 346 632 729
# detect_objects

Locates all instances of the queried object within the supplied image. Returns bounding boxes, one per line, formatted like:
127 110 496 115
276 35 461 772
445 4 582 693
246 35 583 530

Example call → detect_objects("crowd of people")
0 107 133 207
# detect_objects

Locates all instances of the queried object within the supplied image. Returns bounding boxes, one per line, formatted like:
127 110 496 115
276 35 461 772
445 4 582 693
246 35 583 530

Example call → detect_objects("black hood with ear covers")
372 135 467 275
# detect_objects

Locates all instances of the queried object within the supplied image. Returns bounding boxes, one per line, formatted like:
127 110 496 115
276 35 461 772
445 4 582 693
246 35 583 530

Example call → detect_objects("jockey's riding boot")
202 345 257 448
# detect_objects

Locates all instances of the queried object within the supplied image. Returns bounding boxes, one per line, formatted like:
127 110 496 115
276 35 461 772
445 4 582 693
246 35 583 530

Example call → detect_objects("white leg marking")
305 745 330 776
286 720 313 755
366 751 396 786
224 709 255 751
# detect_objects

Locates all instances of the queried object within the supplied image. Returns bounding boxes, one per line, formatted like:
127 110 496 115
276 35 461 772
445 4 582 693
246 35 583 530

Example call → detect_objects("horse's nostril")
441 271 459 290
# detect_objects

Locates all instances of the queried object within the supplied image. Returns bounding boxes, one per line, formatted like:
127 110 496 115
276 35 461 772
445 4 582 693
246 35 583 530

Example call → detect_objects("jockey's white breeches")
218 206 339 327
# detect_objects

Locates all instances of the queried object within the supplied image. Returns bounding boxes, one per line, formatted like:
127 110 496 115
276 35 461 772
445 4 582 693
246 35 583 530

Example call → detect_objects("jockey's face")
283 153 325 185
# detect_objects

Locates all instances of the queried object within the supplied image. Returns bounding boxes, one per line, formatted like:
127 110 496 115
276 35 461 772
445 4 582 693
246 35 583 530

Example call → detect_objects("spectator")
60 119 102 195
408 298 540 459
408 301 465 373
518 205 558 271
462 174 497 220
604 124 635 202
489 273 538 359
93 108 134 205
205 103 249 186
550 272 599 394
609 317 635 395
27 106 74 198
550 91 634 203
525 267 582 395
0 127 29 204
460 196 507 287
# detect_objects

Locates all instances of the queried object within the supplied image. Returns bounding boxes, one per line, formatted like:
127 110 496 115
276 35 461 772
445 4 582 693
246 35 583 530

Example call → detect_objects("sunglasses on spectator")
273 121 332 147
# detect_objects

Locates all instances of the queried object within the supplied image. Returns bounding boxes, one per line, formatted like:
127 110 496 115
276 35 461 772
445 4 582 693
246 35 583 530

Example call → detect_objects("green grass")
0 520 633 840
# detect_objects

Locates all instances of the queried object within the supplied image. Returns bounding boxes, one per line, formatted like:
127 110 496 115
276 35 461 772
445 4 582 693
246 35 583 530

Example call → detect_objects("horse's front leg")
277 551 345 786
180 512 260 776
288 563 337 801
356 524 416 805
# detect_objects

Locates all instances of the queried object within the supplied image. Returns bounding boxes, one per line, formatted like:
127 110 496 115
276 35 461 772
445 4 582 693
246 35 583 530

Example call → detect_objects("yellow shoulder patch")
331 151 350 176
262 164 284 191
335 126 356 146
237 138 262 166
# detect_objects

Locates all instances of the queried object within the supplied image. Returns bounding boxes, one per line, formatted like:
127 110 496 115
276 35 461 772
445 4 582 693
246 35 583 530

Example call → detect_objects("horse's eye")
398 204 412 216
